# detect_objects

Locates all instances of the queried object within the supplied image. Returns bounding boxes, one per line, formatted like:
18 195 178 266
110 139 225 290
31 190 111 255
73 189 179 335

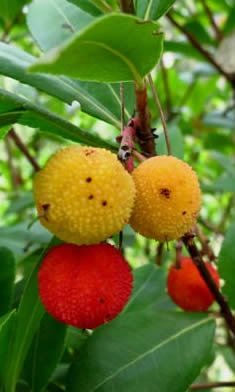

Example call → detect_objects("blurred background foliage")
0 0 235 391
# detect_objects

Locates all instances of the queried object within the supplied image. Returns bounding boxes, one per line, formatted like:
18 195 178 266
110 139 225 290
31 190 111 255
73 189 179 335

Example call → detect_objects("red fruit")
167 257 220 311
38 243 133 329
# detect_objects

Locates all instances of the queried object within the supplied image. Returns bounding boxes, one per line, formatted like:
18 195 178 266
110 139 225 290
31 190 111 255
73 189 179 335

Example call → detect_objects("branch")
200 0 223 42
194 224 216 263
166 13 234 86
190 381 235 390
148 74 172 155
183 232 235 336
8 128 40 172
135 82 156 157
119 0 135 13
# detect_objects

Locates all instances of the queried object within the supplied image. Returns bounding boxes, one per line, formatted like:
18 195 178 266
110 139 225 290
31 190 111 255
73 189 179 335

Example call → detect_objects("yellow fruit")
34 146 135 245
130 155 201 241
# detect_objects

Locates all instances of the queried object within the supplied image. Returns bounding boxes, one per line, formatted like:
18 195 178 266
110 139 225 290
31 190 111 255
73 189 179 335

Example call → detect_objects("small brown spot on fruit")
182 211 187 215
160 188 171 199
86 177 92 183
102 200 107 206
88 195 94 200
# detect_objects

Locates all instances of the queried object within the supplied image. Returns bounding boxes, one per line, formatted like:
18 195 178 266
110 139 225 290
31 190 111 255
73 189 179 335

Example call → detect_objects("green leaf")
0 247 15 317
27 0 93 51
4 238 59 392
157 125 184 159
214 174 235 192
136 0 176 21
0 0 27 23
218 222 235 309
202 112 235 130
0 89 117 150
29 14 164 84
23 313 67 392
0 310 16 386
212 152 235 176
164 41 206 61
66 0 103 15
123 264 175 314
0 42 129 126
67 311 215 392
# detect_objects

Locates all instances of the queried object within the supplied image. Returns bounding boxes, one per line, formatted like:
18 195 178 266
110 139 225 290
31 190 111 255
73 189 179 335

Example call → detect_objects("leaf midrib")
91 316 212 391
80 40 142 84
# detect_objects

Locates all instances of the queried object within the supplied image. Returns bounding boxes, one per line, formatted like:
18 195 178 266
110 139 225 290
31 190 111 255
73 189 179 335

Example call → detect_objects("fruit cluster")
34 145 218 328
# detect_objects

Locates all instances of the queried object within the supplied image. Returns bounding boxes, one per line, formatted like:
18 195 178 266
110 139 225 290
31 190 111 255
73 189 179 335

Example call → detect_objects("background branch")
166 13 234 87
183 232 235 336
8 128 40 172
190 381 235 390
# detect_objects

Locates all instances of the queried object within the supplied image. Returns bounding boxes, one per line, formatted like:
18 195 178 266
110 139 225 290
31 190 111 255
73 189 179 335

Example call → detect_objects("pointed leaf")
27 0 93 51
29 14 164 84
0 310 16 386
23 313 67 392
4 238 59 392
136 0 176 21
123 264 175 314
0 247 15 316
67 311 215 392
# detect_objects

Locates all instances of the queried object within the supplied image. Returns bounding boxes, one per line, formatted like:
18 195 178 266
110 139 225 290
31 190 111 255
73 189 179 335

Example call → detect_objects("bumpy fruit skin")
167 257 220 311
34 146 135 245
38 243 133 329
130 155 201 241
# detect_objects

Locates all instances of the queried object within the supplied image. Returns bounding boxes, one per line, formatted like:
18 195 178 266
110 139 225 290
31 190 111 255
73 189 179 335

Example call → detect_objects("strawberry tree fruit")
130 155 201 241
34 146 135 245
167 257 220 311
38 242 133 329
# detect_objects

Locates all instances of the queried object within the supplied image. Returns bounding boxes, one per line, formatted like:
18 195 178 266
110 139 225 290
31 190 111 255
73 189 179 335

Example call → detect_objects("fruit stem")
147 74 172 156
183 232 235 336
175 240 183 269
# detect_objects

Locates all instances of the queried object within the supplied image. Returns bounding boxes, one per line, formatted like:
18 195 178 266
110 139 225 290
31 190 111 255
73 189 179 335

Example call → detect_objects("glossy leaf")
67 311 215 392
0 89 117 150
0 43 129 126
0 247 15 316
29 14 164 84
27 0 93 51
123 264 175 314
0 310 16 386
136 0 177 21
0 221 51 257
4 238 59 392
23 313 67 392
218 222 235 308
